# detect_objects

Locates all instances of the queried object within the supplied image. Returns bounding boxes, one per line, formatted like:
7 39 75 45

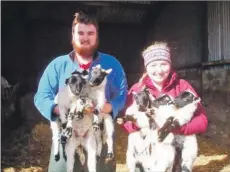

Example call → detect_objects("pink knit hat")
142 44 171 67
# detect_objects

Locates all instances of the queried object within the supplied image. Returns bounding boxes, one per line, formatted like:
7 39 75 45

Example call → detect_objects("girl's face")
146 60 171 85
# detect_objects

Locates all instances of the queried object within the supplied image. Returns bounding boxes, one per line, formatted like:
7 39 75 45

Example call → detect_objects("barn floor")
2 122 230 172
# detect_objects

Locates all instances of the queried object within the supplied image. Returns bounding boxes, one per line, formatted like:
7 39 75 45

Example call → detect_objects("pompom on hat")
142 42 171 67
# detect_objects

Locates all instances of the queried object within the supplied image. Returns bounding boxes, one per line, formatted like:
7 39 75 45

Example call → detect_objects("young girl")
120 41 208 172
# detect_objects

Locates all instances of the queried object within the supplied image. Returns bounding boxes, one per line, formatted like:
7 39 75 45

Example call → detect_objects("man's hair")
72 12 99 33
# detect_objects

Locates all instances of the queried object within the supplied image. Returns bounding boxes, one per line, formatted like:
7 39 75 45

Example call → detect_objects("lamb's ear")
81 70 89 76
12 83 20 95
149 93 156 101
11 83 20 101
82 74 89 80
72 70 80 75
95 64 101 69
193 97 201 104
132 91 137 96
65 78 69 84
105 68 112 74
142 85 147 90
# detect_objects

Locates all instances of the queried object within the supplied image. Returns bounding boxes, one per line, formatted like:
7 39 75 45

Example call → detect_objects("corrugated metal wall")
208 1 230 61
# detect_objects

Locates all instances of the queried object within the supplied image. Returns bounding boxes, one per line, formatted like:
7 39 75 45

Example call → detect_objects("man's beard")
72 39 99 58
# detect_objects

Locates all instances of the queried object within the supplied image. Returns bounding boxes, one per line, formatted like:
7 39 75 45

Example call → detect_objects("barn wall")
145 1 230 146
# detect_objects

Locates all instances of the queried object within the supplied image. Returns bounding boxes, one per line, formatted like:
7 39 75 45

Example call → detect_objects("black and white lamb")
64 96 98 172
129 87 200 172
120 88 176 172
51 70 89 161
156 90 200 172
86 64 115 163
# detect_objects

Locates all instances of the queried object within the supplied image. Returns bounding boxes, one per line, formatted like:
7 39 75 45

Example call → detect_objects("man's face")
146 60 171 85
72 23 98 57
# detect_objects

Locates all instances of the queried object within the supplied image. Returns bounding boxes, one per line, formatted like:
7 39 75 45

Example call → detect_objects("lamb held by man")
86 64 115 163
51 70 91 161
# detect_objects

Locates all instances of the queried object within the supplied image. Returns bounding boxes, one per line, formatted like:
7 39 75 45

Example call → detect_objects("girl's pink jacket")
120 72 208 135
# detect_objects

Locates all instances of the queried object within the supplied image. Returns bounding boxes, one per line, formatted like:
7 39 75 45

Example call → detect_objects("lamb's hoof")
158 128 170 142
158 116 174 139
93 122 100 131
63 152 67 161
75 111 84 120
172 119 180 128
61 135 68 144
105 153 114 164
54 153 60 161
64 127 73 138
182 165 191 172
146 109 155 116
96 155 101 162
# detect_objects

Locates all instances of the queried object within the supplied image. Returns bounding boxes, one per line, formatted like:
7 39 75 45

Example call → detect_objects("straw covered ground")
2 121 230 172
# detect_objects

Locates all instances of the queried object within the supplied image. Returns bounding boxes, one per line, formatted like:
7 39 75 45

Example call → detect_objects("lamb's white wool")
174 97 200 126
65 114 97 172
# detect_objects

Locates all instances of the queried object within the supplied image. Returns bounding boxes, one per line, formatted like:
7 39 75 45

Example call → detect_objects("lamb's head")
174 90 201 110
132 86 155 112
88 64 112 87
1 82 20 124
65 70 88 96
152 94 174 108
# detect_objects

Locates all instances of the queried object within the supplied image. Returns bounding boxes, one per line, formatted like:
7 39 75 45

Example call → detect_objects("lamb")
119 88 176 172
64 96 98 172
86 64 115 163
50 70 89 161
156 91 200 172
1 76 20 125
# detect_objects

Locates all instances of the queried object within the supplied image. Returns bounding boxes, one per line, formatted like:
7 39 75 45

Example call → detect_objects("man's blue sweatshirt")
34 51 128 121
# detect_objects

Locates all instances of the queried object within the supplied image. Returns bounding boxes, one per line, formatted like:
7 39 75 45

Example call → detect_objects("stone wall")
202 66 230 147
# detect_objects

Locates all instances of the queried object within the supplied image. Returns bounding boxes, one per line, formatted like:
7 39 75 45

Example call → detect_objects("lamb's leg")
94 129 103 161
152 144 175 172
59 107 70 144
85 131 97 172
50 121 61 161
65 136 78 172
180 135 198 172
158 116 175 142
92 109 101 131
126 134 137 172
103 113 115 163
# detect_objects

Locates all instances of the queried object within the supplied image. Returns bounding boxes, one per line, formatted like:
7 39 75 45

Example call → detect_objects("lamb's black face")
66 73 86 96
152 95 174 108
174 91 198 108
88 65 112 87
133 89 151 111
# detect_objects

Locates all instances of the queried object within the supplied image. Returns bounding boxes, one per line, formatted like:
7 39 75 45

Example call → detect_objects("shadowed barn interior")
1 1 230 172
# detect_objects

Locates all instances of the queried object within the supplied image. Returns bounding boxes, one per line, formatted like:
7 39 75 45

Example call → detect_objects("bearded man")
34 12 128 172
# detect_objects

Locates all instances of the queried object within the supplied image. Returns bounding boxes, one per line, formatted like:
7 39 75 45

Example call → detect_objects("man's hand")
101 102 113 114
53 105 60 116
83 106 95 116
117 118 124 125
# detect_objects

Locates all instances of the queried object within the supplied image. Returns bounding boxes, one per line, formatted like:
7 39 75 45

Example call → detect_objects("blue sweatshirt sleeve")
34 60 59 121
109 62 128 119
